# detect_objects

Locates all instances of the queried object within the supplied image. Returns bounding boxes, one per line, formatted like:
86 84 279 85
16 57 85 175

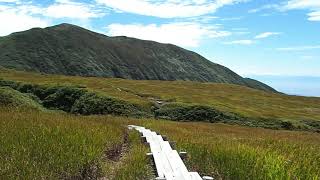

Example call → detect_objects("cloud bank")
96 0 249 18
106 22 231 47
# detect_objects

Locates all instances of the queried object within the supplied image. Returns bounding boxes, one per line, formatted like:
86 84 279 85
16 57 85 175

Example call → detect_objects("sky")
0 0 319 96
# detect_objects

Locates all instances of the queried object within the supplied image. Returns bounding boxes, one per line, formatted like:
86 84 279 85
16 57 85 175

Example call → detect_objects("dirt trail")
99 130 130 180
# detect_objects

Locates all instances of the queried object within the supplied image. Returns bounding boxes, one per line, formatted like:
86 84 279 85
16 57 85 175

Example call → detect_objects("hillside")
0 71 319 179
0 68 319 131
0 23 275 92
1 68 320 179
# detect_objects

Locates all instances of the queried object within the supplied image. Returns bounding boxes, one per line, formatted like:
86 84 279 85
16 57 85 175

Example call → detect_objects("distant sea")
247 75 320 97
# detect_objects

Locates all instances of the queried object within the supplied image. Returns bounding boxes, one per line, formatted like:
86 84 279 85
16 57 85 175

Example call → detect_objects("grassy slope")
1 69 319 179
141 120 320 179
0 108 153 180
1 107 319 179
1 68 319 122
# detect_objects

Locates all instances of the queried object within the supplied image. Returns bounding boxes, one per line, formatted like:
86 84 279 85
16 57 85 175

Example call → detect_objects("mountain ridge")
0 23 276 92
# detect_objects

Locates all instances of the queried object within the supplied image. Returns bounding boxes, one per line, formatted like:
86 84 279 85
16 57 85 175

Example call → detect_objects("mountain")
0 23 276 92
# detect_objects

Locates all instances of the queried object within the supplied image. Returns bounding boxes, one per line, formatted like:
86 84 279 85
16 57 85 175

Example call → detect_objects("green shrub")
302 119 320 132
155 103 227 122
24 93 42 104
71 92 140 116
43 86 87 112
0 79 147 117
0 79 20 89
280 121 294 130
0 87 43 110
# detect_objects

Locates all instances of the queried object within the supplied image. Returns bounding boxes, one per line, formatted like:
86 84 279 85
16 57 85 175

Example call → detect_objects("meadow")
1 68 320 179
0 108 152 179
142 120 320 180
1 68 319 125
1 107 319 179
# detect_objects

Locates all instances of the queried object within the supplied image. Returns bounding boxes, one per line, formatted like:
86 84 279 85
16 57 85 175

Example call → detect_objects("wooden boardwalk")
128 125 213 180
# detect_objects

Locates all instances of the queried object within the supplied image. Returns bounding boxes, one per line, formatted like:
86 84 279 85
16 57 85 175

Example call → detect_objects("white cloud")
45 0 105 19
284 0 320 21
0 0 106 36
106 22 231 47
223 39 254 45
277 45 320 51
96 0 249 18
0 0 19 2
1 0 105 20
0 5 49 36
248 4 281 13
185 16 219 23
255 32 281 39
250 1 320 22
284 0 320 10
308 11 320 21
220 16 244 21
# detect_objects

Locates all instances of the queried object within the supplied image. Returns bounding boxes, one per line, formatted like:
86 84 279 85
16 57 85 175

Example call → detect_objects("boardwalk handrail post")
179 151 188 160
202 176 214 180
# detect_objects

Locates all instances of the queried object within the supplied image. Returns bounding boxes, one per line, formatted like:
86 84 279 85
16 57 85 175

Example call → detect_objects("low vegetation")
103 131 154 179
3 107 319 180
142 120 320 179
0 87 44 110
0 79 147 117
1 69 320 131
0 68 319 179
0 108 153 179
71 92 145 117
155 103 230 122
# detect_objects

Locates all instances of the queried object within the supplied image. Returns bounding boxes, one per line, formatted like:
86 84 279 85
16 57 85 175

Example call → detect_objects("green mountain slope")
0 23 276 92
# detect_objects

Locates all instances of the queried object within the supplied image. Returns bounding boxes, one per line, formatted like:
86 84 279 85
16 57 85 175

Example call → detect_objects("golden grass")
1 106 319 179
0 108 151 179
1 68 320 179
1 68 319 122
140 120 320 179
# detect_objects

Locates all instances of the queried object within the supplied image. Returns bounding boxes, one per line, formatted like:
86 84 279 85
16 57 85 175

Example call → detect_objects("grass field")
0 68 320 179
141 120 320 179
0 108 152 179
1 108 319 179
1 68 319 124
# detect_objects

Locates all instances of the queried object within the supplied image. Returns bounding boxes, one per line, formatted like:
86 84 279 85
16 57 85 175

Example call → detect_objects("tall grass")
103 131 154 179
1 107 319 179
0 108 125 179
142 120 320 179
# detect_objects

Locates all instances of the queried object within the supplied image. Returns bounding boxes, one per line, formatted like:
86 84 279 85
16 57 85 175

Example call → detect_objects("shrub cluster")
155 103 228 122
71 92 140 116
0 86 44 110
42 87 86 112
0 79 143 116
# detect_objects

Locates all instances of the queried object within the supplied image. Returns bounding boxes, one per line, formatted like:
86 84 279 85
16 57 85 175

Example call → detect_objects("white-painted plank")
128 125 208 180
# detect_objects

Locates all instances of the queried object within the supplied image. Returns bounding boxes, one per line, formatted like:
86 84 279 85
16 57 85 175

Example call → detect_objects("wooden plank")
128 125 212 180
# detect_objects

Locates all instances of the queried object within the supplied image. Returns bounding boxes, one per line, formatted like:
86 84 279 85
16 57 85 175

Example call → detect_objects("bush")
301 119 320 132
155 103 227 122
24 93 42 104
71 92 139 116
281 121 294 130
0 87 43 110
0 79 20 89
0 79 146 117
43 86 87 112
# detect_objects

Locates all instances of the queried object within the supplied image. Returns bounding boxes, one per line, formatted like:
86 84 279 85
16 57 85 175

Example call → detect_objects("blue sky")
0 0 319 96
